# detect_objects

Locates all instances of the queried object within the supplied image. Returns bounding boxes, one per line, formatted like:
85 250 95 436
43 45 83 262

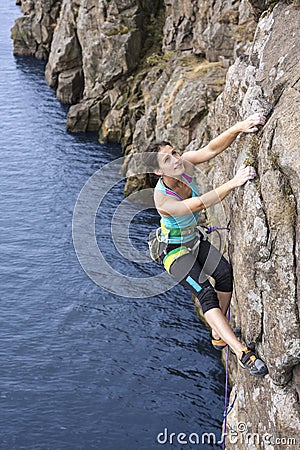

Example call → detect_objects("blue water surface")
0 2 226 449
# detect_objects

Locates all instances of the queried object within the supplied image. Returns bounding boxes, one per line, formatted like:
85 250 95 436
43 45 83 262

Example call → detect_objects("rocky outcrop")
11 0 62 59
123 55 227 196
44 0 83 104
163 0 257 61
12 0 163 107
64 0 163 123
123 0 258 194
11 0 256 135
11 0 300 447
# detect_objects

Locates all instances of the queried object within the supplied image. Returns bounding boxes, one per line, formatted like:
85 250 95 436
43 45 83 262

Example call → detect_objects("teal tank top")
155 173 200 244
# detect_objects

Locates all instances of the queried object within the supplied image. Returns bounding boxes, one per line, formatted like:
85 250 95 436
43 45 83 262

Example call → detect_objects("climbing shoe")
239 347 268 377
211 335 227 351
211 327 242 351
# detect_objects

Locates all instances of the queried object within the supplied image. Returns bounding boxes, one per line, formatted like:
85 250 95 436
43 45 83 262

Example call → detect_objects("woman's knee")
214 259 233 292
196 281 221 314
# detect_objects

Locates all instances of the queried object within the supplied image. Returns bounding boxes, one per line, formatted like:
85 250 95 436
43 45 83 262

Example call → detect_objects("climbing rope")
222 308 231 450
202 220 231 253
202 221 234 448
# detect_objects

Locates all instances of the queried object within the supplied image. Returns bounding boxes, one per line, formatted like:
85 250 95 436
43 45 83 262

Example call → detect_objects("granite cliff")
11 1 300 447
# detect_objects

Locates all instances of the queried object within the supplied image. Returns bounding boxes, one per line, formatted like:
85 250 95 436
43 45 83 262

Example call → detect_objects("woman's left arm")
182 113 266 165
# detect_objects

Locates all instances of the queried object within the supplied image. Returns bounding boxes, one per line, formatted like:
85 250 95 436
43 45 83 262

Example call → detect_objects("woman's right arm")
157 165 256 217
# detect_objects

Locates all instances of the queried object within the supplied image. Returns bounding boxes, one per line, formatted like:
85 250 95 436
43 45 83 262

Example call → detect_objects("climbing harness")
162 232 201 273
147 227 167 262
202 220 231 252
161 222 197 240
162 246 191 273
148 224 201 268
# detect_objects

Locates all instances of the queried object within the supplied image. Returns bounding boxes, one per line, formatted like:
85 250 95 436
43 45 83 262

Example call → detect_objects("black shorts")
165 234 233 314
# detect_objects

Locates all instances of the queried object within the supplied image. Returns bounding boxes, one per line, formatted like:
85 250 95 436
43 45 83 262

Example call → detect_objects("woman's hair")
143 141 171 188
144 141 172 172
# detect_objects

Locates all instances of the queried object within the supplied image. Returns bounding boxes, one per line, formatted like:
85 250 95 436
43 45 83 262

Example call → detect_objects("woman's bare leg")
211 290 232 340
215 290 231 315
204 307 244 359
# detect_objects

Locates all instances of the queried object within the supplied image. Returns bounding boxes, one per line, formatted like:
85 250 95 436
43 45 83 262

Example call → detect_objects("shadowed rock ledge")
11 1 300 448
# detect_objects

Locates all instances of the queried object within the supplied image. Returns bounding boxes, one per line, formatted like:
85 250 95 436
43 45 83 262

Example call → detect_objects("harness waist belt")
161 223 196 238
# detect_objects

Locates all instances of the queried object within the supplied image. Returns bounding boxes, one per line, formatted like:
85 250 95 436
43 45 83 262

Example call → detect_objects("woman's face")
156 144 185 177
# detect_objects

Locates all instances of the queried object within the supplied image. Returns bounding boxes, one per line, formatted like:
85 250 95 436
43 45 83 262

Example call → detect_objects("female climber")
145 113 268 377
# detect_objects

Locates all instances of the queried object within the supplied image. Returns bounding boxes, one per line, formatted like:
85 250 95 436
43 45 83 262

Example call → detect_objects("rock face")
11 0 300 447
11 0 62 59
44 0 83 104
163 0 256 61
196 4 300 447
124 55 228 195
45 0 158 107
